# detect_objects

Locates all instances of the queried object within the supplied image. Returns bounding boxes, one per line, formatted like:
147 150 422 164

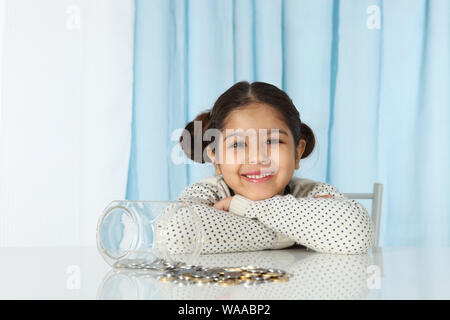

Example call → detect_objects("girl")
173 81 374 255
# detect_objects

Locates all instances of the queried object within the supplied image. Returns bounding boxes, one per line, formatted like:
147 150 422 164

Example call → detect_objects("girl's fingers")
213 201 224 210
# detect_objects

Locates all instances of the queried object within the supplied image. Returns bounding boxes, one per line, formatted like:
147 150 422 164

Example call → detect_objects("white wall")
0 0 135 246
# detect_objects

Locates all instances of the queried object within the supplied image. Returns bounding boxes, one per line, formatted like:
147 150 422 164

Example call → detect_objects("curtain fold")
129 0 450 247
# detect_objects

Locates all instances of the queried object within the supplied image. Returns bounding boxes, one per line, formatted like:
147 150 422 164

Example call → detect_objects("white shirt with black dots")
164 174 375 255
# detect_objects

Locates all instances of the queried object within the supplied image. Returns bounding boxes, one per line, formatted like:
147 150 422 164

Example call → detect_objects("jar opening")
99 207 137 259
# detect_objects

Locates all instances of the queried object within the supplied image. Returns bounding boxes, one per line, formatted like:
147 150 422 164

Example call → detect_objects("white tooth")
246 173 271 179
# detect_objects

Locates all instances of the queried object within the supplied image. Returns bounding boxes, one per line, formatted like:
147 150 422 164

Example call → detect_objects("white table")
1 247 449 299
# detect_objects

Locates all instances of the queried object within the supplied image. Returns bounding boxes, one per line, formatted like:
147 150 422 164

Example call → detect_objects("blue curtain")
126 0 450 248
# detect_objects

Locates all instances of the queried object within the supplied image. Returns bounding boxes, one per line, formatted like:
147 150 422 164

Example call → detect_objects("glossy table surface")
1 246 450 299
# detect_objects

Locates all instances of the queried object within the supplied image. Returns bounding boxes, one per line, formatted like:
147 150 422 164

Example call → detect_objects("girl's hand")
313 194 333 199
213 196 234 211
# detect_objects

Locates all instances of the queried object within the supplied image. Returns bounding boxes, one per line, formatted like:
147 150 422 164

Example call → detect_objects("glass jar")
96 200 204 267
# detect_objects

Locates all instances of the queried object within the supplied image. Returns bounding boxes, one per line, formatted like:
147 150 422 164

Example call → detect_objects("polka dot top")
163 174 375 255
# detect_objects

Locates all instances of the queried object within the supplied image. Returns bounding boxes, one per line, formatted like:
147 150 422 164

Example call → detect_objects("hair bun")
179 109 212 163
300 122 315 159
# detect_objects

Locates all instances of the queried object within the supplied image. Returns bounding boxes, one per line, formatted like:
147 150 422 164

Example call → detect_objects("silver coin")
204 270 221 278
223 272 241 279
267 269 287 276
177 268 197 274
191 270 207 278
206 267 225 272
112 257 289 286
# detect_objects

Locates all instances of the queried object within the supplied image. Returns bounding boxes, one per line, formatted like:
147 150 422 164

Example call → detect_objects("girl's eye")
230 139 281 148
231 142 246 148
267 139 280 144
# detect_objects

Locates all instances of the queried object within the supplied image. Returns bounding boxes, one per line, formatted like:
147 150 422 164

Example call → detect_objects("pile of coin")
113 258 290 286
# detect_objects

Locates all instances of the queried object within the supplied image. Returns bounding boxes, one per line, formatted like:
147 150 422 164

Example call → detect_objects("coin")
267 268 286 276
116 257 289 286
218 279 242 287
157 275 175 282
269 275 289 282
179 272 195 280
262 272 281 279
224 267 243 272
204 270 221 278
178 268 197 274
223 271 241 279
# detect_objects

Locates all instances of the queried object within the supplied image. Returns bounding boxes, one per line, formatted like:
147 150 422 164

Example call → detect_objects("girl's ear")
206 146 222 175
295 139 307 170
206 146 215 163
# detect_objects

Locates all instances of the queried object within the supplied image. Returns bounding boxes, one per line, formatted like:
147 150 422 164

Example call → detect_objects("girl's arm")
228 182 375 254
164 182 295 255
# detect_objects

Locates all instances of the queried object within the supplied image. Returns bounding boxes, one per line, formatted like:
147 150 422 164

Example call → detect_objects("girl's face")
207 103 306 201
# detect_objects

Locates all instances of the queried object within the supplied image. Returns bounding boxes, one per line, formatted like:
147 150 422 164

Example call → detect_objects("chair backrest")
343 183 383 248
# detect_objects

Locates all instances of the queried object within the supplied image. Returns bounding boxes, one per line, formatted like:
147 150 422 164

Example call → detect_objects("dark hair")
179 81 315 163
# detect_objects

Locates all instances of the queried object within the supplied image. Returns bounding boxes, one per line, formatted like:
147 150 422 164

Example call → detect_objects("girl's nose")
248 147 271 165
249 158 270 165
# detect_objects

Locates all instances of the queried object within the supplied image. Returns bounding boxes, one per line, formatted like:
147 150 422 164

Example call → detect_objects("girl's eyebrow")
224 129 289 140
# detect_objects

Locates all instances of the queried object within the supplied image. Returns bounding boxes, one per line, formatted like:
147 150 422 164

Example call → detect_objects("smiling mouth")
241 172 275 183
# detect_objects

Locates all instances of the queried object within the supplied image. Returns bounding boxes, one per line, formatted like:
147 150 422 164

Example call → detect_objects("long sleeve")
161 182 295 255
228 182 375 254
